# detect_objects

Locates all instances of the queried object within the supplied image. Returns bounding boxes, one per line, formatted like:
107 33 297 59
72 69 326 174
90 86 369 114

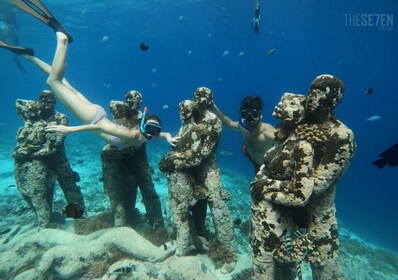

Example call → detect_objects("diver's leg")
45 32 97 123
0 40 34 56
21 53 92 105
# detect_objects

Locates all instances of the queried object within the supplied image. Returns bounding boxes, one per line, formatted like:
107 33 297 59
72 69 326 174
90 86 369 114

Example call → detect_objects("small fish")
284 228 307 256
140 42 149 51
267 48 276 56
99 177 103 182
163 243 168 250
162 104 169 110
366 115 381 121
152 68 157 74
5 184 16 190
63 203 84 219
365 87 374 95
100 36 109 43
233 218 242 226
237 51 245 57
151 82 158 89
296 261 303 280
112 264 134 274
76 159 84 164
217 77 223 82
221 50 229 57
187 50 193 56
0 228 11 235
373 143 398 169
220 150 233 157
284 230 293 255
178 15 184 20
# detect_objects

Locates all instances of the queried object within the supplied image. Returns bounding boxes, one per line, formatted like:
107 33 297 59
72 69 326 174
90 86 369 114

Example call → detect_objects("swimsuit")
242 145 261 174
90 105 107 124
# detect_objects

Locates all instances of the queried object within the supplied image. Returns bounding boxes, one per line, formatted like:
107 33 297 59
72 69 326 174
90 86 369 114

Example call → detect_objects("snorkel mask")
239 108 261 132
140 107 162 140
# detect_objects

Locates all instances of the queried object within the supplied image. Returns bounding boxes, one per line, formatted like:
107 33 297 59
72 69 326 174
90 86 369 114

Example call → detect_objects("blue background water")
0 0 397 252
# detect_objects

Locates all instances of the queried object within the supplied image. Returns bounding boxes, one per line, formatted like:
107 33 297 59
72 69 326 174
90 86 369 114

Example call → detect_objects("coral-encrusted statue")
250 75 356 279
101 90 165 230
13 90 85 228
159 87 236 273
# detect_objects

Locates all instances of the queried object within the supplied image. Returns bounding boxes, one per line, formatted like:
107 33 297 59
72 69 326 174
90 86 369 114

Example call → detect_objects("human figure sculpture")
101 90 164 229
251 75 356 280
13 90 85 228
160 87 236 273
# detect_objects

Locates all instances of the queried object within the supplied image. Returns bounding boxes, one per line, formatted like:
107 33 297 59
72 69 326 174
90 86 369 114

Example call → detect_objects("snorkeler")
1 0 175 148
211 96 275 173
253 0 261 34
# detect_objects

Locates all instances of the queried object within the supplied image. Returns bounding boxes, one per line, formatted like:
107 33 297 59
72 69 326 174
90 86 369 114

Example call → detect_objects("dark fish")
296 261 303 280
284 228 307 256
62 203 84 219
163 243 167 250
0 228 11 235
6 184 16 189
99 177 103 182
140 42 149 51
112 264 134 274
76 159 84 164
373 143 398 169
233 218 242 226
365 87 374 95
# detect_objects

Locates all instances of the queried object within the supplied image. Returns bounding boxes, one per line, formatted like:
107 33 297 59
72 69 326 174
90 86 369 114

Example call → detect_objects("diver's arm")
45 122 142 141
210 102 239 130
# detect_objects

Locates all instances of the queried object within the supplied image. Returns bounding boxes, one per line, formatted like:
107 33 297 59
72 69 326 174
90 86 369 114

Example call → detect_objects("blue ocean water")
0 0 397 256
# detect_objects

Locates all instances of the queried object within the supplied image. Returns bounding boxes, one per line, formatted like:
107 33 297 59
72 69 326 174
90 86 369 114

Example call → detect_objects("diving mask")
140 107 162 140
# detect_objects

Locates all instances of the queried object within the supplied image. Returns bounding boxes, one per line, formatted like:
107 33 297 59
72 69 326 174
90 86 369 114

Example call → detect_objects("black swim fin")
0 40 34 56
10 0 73 42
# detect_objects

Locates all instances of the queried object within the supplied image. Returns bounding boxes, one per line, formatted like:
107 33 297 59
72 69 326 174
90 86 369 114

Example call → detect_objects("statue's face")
193 87 213 110
39 93 56 111
179 100 194 122
273 93 306 125
125 91 142 110
305 87 329 114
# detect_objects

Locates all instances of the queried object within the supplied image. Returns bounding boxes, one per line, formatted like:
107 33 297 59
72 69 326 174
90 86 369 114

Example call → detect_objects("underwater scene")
0 0 397 279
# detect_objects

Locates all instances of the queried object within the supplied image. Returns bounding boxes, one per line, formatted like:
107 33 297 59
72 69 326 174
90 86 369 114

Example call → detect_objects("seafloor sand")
0 135 397 279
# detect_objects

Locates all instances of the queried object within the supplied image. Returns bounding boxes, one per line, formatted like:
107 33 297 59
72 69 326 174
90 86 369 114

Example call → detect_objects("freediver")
253 0 261 34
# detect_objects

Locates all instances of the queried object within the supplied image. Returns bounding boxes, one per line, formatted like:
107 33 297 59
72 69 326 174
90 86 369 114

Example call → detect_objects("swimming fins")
10 0 73 42
0 40 34 56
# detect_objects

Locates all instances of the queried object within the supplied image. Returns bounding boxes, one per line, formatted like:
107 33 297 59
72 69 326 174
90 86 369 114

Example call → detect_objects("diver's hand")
45 125 72 135
170 136 181 146
159 132 179 147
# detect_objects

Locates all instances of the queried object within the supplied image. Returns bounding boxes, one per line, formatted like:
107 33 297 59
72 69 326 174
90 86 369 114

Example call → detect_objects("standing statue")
13 90 85 228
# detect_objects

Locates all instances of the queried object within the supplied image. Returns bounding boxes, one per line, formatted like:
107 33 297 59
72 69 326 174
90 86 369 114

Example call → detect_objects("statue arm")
313 130 356 194
255 141 314 207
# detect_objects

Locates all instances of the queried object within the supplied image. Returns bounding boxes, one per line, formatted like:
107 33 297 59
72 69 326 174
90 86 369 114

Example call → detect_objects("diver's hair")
240 96 263 111
144 113 162 126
